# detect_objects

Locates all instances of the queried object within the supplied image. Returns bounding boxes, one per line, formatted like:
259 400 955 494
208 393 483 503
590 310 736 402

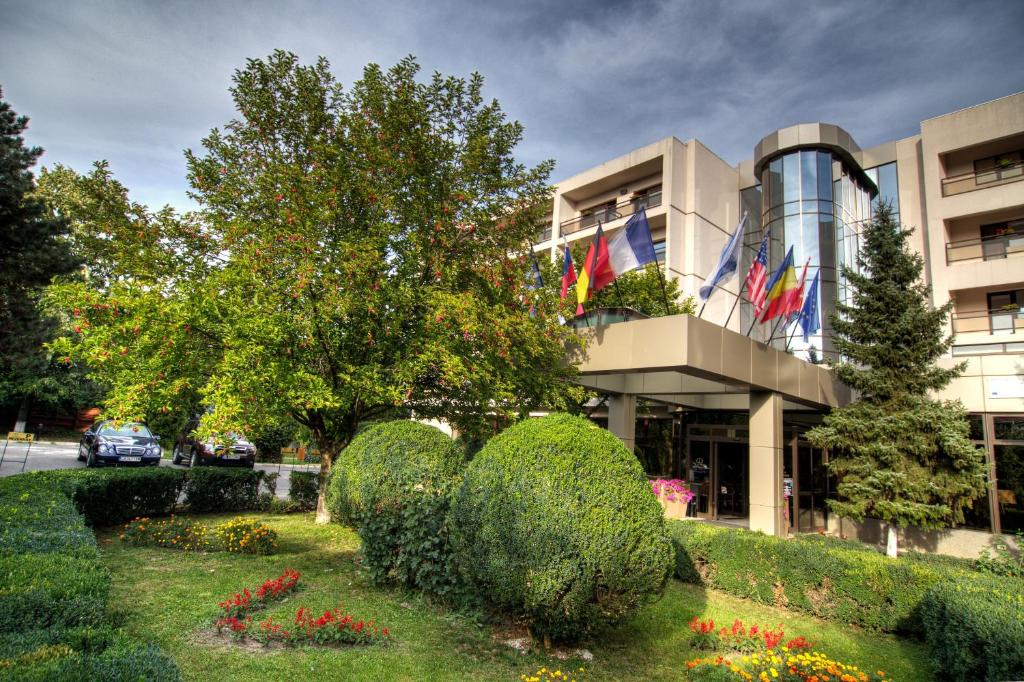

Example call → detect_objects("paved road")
0 440 319 499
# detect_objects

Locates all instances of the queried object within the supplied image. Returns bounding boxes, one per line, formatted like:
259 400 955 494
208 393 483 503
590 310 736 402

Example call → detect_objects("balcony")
946 230 1024 263
942 159 1024 197
560 188 662 237
952 308 1024 336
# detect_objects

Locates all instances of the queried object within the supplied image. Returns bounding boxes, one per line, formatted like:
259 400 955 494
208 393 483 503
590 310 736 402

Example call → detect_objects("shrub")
450 413 673 640
0 554 109 631
668 520 999 633
183 468 263 513
288 471 320 511
328 420 467 600
0 475 95 557
919 577 1024 681
212 517 278 555
67 468 186 526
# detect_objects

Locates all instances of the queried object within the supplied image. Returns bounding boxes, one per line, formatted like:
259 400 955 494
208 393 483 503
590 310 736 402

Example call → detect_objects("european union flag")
797 270 820 342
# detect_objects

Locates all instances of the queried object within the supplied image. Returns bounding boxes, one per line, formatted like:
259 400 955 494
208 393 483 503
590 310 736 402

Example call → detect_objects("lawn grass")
98 513 934 681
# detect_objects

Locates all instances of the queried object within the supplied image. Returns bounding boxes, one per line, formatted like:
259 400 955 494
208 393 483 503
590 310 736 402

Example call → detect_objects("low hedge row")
668 520 977 633
288 471 320 511
0 472 185 680
919 578 1024 681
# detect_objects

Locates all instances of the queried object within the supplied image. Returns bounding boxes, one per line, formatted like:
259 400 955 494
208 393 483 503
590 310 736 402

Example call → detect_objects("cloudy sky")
2 0 1023 211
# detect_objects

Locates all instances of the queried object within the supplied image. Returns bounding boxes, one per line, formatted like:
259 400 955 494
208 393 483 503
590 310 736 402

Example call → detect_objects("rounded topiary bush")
449 413 673 640
326 420 467 598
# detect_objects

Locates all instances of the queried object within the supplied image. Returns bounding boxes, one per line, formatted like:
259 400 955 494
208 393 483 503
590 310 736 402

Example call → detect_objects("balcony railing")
941 160 1024 197
946 231 1024 263
560 189 662 237
952 308 1024 335
535 226 552 243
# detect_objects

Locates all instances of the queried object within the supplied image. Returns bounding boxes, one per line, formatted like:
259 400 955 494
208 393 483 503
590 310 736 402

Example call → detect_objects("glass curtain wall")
757 150 874 360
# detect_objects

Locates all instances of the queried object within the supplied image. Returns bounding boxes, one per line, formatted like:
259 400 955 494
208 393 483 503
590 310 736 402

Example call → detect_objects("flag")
560 243 577 300
699 212 747 301
745 228 771 317
786 259 811 322
523 248 544 317
797 269 821 342
759 246 797 323
576 223 615 315
607 208 658 276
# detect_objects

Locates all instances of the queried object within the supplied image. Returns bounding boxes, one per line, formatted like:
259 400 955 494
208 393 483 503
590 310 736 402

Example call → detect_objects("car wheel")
189 449 201 468
86 448 96 468
172 444 183 465
246 460 255 469
77 444 85 462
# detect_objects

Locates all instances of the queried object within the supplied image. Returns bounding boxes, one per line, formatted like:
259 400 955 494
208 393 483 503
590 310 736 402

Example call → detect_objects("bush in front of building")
667 520 1005 633
918 576 1024 681
449 413 673 641
326 420 467 600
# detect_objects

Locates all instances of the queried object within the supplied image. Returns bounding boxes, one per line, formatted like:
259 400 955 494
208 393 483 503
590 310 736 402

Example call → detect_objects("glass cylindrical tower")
746 124 877 360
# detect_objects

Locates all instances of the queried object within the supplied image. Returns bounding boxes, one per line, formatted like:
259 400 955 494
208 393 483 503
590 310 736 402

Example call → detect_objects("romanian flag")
759 246 799 323
576 223 615 315
560 243 577 300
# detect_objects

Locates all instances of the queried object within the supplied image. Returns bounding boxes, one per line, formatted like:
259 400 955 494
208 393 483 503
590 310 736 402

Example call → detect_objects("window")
980 218 1024 260
580 200 617 229
987 290 1024 334
653 239 665 264
975 150 1023 185
632 185 662 213
535 223 552 243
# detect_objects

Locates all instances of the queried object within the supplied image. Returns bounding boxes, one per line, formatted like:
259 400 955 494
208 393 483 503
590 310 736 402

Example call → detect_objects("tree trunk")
314 450 334 524
886 523 899 558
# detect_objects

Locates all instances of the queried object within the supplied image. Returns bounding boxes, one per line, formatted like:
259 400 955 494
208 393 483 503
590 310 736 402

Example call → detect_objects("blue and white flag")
698 212 747 301
797 269 821 342
607 208 658 276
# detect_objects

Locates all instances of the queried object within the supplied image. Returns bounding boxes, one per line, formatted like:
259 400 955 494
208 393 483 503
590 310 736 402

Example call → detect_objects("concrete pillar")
749 391 785 537
607 394 637 453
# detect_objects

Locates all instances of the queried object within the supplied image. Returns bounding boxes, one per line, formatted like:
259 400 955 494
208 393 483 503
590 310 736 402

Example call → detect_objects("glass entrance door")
714 442 748 519
791 440 829 532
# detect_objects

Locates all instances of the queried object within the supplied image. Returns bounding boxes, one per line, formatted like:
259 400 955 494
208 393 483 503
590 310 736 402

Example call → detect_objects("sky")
2 0 1023 212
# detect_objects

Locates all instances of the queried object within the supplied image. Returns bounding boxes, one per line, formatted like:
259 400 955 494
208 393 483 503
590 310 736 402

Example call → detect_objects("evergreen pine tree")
0 88 79 412
807 204 987 557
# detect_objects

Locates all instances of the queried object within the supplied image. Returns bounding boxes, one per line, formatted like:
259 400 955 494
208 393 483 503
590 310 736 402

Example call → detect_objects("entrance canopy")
570 313 850 538
571 313 849 411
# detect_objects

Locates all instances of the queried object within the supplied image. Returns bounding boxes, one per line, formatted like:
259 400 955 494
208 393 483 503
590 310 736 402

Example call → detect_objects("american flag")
745 230 771 317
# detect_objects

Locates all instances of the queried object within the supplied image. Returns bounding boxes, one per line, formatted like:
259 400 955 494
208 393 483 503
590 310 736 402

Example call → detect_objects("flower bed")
689 618 811 654
212 569 388 648
120 516 278 554
684 649 889 681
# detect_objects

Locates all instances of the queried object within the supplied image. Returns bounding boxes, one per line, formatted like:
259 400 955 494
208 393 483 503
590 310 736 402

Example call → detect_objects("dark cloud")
1 0 1022 210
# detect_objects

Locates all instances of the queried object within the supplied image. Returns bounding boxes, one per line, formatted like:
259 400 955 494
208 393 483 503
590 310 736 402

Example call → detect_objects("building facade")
537 92 1024 545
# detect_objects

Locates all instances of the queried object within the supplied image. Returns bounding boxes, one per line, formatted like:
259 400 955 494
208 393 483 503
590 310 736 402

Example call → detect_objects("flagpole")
785 322 800 352
651 251 672 315
722 279 747 329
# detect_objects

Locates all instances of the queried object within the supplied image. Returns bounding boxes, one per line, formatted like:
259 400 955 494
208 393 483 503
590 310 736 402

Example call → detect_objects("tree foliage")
42 52 583 517
0 88 79 408
807 204 987 532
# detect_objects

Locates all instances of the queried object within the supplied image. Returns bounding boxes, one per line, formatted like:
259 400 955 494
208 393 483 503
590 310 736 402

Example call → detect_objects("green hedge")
918 577 1024 681
182 467 263 513
668 520 987 633
66 468 186 526
450 414 673 641
0 472 182 680
288 471 320 511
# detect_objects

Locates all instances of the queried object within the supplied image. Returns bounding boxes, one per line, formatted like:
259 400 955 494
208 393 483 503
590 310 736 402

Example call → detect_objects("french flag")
607 208 658 276
560 244 577 300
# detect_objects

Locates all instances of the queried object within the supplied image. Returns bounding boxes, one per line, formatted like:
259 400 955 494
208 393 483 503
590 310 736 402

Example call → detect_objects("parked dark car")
77 421 162 467
171 418 256 468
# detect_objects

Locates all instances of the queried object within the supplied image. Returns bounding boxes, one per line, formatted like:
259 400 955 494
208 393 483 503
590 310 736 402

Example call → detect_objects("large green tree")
806 204 987 556
0 89 79 421
44 52 582 519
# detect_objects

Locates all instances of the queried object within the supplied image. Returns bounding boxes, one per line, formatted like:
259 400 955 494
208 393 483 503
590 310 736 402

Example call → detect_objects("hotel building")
536 92 1024 553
